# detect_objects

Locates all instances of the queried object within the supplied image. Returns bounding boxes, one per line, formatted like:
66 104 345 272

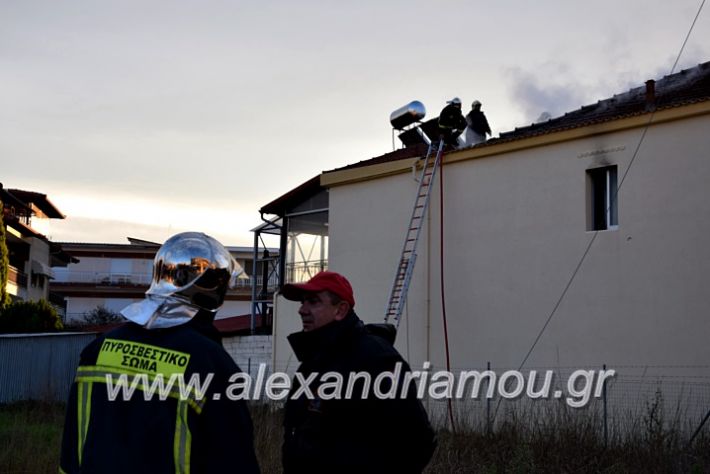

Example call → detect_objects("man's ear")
334 301 350 321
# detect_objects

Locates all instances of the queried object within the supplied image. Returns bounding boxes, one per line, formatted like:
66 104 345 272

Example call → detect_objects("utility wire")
493 0 706 421
518 0 705 371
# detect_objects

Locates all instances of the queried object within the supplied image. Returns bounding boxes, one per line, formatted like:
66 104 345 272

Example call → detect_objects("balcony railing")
52 270 153 286
285 260 328 284
238 275 280 290
51 270 279 290
7 266 27 288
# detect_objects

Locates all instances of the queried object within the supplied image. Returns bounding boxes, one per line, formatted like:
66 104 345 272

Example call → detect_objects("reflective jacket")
283 312 436 473
60 315 259 474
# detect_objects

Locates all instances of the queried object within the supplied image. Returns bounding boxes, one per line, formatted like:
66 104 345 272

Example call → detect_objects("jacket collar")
288 311 362 362
188 310 223 344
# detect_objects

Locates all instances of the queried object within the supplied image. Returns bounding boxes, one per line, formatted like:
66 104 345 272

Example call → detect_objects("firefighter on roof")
438 97 467 146
464 100 492 146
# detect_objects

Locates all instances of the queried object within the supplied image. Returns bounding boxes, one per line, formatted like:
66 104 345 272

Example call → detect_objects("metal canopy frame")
250 216 282 334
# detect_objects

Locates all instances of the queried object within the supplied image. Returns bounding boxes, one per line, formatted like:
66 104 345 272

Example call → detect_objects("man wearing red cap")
281 271 436 473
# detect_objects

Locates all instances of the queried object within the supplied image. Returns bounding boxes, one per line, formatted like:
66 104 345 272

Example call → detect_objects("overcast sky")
2 0 708 246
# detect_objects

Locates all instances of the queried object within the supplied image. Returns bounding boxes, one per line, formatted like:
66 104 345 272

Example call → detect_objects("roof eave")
322 99 710 188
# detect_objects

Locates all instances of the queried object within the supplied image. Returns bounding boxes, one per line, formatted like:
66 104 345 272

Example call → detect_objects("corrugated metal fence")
0 332 96 403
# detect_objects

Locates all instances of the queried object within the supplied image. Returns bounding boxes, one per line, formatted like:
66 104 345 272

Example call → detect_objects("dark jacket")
438 104 467 145
60 314 260 474
283 312 436 473
438 104 467 132
465 109 491 135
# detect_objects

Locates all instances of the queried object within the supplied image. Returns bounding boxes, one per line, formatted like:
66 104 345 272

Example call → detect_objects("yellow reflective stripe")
76 382 82 465
76 367 206 414
97 338 190 377
78 365 206 399
76 381 92 466
79 363 146 376
173 400 192 474
59 468 68 474
78 364 208 400
77 366 207 413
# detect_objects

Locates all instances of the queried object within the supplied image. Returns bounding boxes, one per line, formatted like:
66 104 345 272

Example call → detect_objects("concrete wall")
222 335 273 383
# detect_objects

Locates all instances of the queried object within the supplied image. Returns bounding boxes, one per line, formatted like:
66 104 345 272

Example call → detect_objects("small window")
587 165 618 231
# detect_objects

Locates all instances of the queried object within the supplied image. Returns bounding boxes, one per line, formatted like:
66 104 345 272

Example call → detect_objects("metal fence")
422 364 710 442
0 332 96 403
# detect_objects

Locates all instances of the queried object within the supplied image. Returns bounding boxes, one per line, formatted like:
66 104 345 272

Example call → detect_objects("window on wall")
30 272 45 289
587 165 619 231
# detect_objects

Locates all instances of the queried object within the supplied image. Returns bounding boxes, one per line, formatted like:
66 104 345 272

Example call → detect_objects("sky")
2 0 709 246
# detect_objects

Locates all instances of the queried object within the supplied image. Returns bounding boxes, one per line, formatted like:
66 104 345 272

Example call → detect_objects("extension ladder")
384 140 445 328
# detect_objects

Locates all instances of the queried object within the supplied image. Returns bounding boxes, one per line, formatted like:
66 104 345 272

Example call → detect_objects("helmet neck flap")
121 232 243 329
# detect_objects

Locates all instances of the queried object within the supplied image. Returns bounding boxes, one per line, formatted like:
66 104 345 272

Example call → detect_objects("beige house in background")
51 239 266 325
263 62 710 420
0 185 74 310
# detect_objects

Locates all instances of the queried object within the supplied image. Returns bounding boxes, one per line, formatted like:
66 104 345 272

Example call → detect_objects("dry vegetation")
0 401 66 473
1 401 708 473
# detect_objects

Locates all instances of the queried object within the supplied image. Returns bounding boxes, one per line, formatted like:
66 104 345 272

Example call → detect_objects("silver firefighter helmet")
121 232 243 329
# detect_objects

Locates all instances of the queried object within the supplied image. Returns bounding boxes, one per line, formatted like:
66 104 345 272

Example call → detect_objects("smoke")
504 49 708 127
506 65 588 124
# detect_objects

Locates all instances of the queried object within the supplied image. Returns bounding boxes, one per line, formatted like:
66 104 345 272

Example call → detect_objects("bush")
81 305 125 326
0 299 63 333
0 201 10 309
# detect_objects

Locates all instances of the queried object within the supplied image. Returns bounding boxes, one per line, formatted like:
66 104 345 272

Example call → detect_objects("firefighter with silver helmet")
60 232 260 473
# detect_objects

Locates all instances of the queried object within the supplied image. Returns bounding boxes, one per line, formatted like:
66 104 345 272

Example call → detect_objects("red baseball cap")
281 271 355 307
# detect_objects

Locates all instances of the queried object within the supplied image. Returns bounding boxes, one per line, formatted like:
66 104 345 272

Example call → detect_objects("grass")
0 401 66 473
1 401 709 473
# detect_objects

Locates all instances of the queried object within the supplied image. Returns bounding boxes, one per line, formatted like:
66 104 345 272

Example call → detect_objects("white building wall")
272 296 304 374
328 171 432 368
65 297 142 323
25 236 51 302
270 113 710 383
64 298 250 323
53 256 152 285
